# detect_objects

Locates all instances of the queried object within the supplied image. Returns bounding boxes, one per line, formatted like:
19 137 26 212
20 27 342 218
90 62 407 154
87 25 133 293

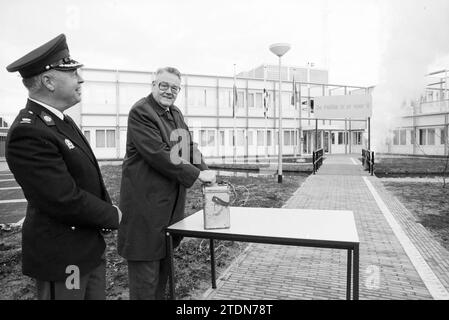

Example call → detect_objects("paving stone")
203 154 449 300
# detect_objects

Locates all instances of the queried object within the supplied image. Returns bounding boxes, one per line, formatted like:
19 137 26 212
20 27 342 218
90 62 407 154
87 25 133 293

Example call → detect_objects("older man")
118 67 215 299
5 34 122 300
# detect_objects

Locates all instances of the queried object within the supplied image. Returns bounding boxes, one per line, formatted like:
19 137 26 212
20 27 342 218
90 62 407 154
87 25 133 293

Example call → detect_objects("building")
0 118 9 158
2 67 446 161
388 69 449 156
238 64 329 83
66 66 372 160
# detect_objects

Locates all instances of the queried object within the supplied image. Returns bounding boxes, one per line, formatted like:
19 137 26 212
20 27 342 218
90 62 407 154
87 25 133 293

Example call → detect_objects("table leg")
166 232 175 300
210 239 217 289
353 244 359 300
346 249 352 300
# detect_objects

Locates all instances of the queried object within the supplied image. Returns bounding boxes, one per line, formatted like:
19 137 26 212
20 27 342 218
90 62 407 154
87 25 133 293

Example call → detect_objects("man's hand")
198 170 216 184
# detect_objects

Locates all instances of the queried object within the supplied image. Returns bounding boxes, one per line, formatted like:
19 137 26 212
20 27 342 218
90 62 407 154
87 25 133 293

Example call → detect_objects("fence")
312 148 324 174
361 149 374 175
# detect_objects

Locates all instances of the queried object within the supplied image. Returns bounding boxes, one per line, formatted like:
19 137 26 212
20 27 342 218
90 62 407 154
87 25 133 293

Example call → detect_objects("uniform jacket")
6 99 119 282
118 94 207 261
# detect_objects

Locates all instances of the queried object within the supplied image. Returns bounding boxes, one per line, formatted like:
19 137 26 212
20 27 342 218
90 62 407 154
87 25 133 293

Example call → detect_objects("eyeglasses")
156 81 181 94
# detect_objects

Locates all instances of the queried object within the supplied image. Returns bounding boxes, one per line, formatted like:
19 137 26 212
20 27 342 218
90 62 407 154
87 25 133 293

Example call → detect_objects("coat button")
71 226 76 230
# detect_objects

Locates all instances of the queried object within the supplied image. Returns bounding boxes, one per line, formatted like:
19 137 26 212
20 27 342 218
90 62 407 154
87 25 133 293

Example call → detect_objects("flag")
291 76 297 108
232 83 238 118
263 88 269 119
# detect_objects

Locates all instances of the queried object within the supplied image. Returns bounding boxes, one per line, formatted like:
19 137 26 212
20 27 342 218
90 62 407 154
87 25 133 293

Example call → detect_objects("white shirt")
28 97 65 120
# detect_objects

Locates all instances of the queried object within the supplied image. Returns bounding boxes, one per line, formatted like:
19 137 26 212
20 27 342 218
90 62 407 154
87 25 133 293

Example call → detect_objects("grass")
382 180 449 251
0 166 306 300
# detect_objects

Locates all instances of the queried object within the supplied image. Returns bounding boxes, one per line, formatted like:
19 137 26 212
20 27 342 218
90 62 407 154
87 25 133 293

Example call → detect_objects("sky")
1 0 448 130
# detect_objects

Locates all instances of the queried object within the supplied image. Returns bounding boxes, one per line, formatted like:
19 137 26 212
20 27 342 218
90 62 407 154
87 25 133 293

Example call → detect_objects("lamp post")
307 61 315 152
269 43 291 183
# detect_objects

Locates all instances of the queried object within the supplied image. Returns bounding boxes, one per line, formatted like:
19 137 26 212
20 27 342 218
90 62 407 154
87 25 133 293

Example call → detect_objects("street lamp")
269 43 291 183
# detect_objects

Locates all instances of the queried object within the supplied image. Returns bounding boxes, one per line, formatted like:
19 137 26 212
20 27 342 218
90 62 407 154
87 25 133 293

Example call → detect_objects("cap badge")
20 118 32 124
65 139 75 150
43 115 52 122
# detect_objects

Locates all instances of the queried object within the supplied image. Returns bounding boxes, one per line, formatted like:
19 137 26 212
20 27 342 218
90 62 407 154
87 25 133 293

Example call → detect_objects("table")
166 207 360 300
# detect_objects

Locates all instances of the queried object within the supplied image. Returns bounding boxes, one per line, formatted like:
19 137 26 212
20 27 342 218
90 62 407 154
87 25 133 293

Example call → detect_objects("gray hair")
155 67 182 80
22 70 56 94
22 74 42 94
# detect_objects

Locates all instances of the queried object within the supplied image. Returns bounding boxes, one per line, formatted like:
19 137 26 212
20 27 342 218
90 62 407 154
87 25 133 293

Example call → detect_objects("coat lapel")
27 100 98 167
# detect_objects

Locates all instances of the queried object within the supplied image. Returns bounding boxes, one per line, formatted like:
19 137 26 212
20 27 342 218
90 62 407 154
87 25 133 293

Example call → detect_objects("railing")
312 148 324 174
361 149 374 176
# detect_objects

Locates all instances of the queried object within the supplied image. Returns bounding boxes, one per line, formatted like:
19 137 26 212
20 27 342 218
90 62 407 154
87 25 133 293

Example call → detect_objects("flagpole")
264 64 268 161
298 82 302 156
292 71 297 158
233 64 237 164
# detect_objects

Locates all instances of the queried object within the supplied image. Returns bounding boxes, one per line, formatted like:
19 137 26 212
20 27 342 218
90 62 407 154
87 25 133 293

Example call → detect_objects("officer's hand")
198 170 216 184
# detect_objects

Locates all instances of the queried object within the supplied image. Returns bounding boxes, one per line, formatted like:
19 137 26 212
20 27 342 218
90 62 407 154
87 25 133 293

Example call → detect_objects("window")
84 130 90 144
284 131 290 145
219 89 232 108
237 130 244 146
428 129 435 145
200 130 214 146
248 93 254 108
229 130 234 146
200 130 207 147
410 129 415 145
338 132 344 145
219 131 225 146
106 130 116 147
353 132 362 145
237 92 244 108
96 130 105 148
207 130 215 146
248 131 253 145
267 130 272 146
95 129 115 148
331 132 335 144
419 129 426 145
400 129 406 145
188 87 207 107
282 92 290 108
257 130 264 146
393 130 399 145
255 93 262 108
441 128 447 145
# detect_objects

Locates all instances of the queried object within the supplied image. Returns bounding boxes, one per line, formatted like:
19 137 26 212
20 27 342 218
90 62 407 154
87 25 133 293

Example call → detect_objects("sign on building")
314 94 372 119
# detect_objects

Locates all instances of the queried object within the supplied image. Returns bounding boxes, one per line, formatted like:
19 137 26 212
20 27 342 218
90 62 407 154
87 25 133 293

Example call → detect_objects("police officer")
5 34 122 300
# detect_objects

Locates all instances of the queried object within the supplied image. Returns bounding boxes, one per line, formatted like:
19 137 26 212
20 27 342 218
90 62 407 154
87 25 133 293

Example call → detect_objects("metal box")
202 183 231 229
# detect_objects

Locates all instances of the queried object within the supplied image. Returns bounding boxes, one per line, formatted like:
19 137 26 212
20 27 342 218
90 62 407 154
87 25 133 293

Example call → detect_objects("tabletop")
167 207 359 245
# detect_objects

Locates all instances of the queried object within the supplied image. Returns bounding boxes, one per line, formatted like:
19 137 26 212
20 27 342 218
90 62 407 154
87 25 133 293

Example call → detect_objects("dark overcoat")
6 99 119 282
118 94 207 261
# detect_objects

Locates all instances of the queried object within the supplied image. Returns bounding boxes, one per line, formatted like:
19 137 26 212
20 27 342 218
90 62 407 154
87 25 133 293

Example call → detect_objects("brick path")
202 154 449 300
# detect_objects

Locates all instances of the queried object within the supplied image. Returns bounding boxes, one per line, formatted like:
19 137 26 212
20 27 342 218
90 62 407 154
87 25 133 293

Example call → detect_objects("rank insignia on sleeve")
65 138 75 150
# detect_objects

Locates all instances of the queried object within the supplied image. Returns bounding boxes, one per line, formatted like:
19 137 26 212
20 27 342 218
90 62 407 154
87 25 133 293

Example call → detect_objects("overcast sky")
1 0 448 122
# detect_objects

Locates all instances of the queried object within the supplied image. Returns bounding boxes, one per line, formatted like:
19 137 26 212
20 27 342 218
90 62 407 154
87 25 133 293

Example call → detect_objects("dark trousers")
36 260 106 300
127 257 170 300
